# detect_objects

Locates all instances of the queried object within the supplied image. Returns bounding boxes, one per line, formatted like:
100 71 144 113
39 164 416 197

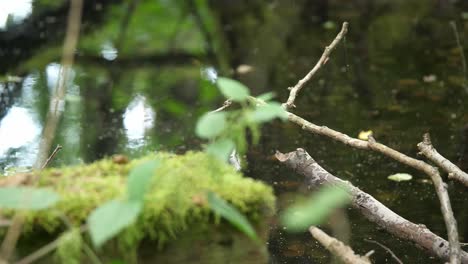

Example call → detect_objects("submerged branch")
286 111 461 263
276 149 468 263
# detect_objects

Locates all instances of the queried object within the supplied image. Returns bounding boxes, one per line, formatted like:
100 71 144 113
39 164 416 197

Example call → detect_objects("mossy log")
0 152 275 263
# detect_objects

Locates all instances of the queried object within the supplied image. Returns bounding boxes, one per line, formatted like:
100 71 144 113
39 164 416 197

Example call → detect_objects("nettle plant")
196 77 287 161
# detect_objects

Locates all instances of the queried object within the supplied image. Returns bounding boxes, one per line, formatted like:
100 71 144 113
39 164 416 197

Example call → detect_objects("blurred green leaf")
196 112 226 139
56 228 83 264
127 159 160 201
207 191 258 241
206 139 235 162
323 21 337 30
217 77 250 102
387 173 412 182
0 187 59 210
248 102 288 123
281 186 350 232
256 92 276 102
88 199 142 247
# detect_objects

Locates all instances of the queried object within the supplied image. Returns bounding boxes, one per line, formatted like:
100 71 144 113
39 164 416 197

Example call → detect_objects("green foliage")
127 160 161 201
217 77 250 102
55 228 83 264
207 192 259 242
89 199 142 247
196 77 287 162
247 102 288 123
89 159 160 247
280 186 351 232
0 187 59 210
206 139 235 162
195 112 227 139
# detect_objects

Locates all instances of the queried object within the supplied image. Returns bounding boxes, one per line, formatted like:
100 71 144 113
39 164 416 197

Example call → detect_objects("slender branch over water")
283 22 348 110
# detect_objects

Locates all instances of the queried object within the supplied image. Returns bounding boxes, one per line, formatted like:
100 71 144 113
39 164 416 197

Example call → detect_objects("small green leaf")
56 228 83 264
207 192 258 241
127 159 160 201
256 92 276 102
217 77 250 102
0 187 59 210
323 21 337 30
248 102 288 123
196 112 226 139
281 186 350 232
206 139 235 162
88 200 142 247
388 173 413 182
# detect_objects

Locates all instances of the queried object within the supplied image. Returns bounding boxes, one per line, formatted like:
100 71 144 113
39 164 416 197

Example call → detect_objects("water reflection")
101 42 118 61
0 73 41 170
0 0 32 29
123 95 155 149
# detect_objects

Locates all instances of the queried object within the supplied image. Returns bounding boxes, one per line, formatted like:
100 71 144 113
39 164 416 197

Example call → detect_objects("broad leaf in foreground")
207 191 258 241
281 186 350 232
127 159 160 201
0 187 59 210
217 77 250 102
196 112 226 139
88 199 142 247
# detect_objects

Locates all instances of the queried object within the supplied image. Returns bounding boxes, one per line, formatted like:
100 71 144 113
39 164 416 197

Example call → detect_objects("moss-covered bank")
1 152 275 263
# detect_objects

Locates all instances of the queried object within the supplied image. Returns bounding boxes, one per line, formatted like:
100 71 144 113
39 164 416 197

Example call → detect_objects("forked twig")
283 22 349 110
418 133 468 187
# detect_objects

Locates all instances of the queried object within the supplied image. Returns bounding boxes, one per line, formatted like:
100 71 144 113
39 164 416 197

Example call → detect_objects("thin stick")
286 112 461 263
449 21 468 93
210 100 232 113
41 145 63 170
0 0 83 261
309 226 371 264
418 133 468 187
15 226 88 264
364 239 403 264
283 22 349 110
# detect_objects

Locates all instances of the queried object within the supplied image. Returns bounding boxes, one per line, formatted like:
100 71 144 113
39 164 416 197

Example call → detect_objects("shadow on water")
1 0 468 263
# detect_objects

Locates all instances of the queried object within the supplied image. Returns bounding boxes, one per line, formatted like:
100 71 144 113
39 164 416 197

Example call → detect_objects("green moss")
12 152 275 251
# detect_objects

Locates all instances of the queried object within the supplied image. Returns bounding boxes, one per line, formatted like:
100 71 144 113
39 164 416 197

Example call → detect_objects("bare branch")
41 145 63 170
210 100 232 113
285 112 461 263
364 239 403 264
417 133 468 187
283 22 349 110
0 0 83 261
309 226 371 264
276 149 468 263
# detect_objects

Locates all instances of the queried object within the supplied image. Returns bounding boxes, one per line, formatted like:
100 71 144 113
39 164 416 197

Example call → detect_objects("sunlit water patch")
123 95 155 149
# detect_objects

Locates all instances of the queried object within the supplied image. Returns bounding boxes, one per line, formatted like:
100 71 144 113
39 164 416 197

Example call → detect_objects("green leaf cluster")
280 185 351 232
88 159 160 247
195 77 287 162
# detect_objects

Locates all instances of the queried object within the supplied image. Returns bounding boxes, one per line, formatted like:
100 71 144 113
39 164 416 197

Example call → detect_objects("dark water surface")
1 0 468 263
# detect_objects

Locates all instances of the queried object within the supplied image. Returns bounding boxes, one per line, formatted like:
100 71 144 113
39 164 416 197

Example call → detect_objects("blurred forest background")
1 0 468 263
